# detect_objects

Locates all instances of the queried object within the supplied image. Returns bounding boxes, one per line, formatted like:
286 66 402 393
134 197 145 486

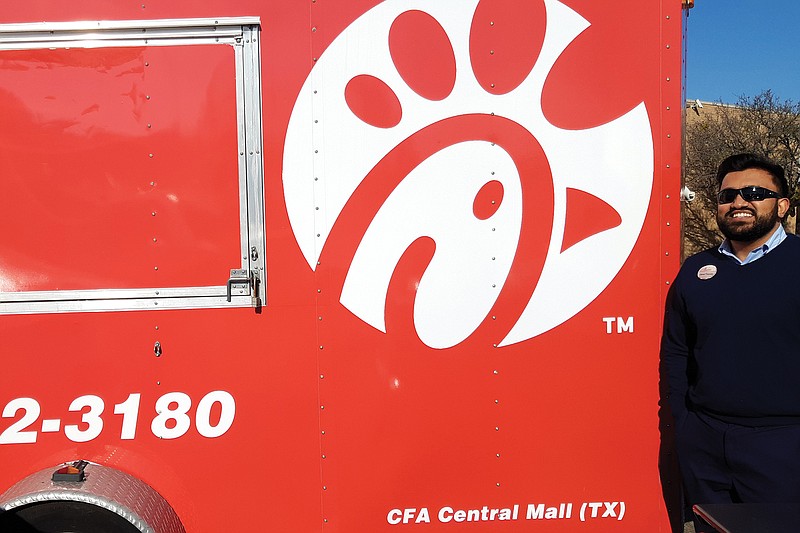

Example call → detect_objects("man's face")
716 168 789 244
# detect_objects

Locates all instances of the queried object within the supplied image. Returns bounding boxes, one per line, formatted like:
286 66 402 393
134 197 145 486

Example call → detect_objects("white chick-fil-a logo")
283 0 653 348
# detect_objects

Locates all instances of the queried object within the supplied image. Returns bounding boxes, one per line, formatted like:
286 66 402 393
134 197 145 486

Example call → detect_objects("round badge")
697 265 717 280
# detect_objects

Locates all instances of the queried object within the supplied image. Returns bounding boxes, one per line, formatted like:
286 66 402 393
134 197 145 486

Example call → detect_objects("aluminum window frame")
0 17 266 314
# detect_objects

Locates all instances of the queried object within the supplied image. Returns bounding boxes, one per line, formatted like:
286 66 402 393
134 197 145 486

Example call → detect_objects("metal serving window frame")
0 18 266 314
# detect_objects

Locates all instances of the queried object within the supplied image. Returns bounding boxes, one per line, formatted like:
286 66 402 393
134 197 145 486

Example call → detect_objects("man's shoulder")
765 232 800 259
782 233 800 248
670 248 724 291
681 247 724 269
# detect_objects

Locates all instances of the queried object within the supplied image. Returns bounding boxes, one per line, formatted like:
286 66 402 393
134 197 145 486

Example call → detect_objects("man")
662 153 800 513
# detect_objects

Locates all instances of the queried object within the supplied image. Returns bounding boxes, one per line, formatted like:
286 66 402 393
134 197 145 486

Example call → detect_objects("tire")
0 501 140 533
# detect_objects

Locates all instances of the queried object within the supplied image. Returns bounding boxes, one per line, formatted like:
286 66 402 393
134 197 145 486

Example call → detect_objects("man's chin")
719 224 773 243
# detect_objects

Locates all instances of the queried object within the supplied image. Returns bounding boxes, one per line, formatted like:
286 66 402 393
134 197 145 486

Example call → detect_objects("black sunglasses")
717 186 781 204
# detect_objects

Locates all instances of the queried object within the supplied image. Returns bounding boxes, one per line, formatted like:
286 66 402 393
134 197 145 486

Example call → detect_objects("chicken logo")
283 0 653 349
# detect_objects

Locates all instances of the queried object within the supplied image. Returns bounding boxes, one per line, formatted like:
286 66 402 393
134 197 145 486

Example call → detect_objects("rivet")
665 252 670 256
149 153 154 158
666 44 671 49
320 374 324 379
490 83 495 88
496 453 500 457
494 399 499 403
313 57 318 62
666 77 671 81
319 346 324 350
491 316 496 320
151 211 156 216
146 95 151 100
666 164 671 168
493 370 498 375
495 427 500 431
323 486 327 490
489 50 494 55
318 316 323 321
154 266 158 271
666 106 671 110
147 123 152 128
317 289 322 293
666 194 671 199
666 280 671 285
312 27 317 32
320 405 324 409
490 21 494 26
666 222 671 226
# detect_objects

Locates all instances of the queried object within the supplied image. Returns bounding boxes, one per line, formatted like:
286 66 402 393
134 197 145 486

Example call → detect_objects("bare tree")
684 90 800 255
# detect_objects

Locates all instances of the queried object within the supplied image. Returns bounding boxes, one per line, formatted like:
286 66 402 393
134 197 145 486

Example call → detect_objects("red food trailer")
0 0 687 531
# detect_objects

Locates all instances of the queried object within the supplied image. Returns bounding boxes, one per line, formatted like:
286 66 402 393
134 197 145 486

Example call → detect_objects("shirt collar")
719 224 787 265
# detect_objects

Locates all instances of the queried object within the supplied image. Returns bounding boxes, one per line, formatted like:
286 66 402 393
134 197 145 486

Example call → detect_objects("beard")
717 206 779 243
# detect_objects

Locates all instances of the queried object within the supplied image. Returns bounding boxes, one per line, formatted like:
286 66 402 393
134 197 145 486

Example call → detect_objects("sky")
685 0 800 104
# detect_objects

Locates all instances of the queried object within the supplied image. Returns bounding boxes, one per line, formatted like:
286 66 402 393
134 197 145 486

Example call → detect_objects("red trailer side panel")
0 1 685 531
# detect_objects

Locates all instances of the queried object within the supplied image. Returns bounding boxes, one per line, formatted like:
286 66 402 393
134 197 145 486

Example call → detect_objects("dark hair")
716 153 788 197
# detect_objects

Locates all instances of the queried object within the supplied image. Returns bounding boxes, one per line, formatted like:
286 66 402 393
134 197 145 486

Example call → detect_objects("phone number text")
0 391 235 444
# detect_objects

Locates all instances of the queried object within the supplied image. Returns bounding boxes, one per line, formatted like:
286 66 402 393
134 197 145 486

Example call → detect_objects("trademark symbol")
602 316 634 334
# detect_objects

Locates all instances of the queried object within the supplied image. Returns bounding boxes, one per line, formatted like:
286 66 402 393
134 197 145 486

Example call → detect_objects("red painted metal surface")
0 1 685 531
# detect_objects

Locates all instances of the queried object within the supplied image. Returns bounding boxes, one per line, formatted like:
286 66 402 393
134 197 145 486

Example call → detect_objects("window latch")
226 269 253 302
